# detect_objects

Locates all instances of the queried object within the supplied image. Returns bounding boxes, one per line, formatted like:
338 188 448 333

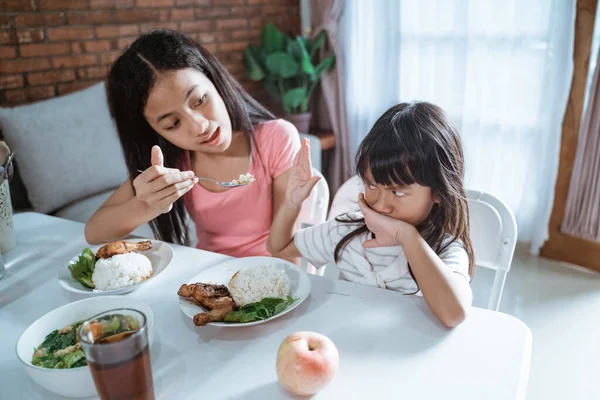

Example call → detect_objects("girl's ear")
433 192 441 205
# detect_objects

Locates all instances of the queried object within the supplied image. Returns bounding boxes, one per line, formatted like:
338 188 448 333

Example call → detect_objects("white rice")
228 265 290 307
92 253 153 291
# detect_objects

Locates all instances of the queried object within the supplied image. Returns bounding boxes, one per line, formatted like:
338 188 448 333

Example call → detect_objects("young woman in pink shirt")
85 30 302 258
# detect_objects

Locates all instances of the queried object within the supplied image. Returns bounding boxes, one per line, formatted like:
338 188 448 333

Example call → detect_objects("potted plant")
243 23 336 133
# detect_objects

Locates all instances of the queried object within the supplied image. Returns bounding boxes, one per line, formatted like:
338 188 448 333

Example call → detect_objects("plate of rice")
57 239 174 295
179 256 311 327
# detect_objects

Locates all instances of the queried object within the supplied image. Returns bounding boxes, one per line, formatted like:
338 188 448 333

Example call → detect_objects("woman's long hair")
107 29 274 245
334 102 475 284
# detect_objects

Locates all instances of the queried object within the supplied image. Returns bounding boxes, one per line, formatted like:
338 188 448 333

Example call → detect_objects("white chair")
297 168 330 275
324 175 518 311
467 190 517 311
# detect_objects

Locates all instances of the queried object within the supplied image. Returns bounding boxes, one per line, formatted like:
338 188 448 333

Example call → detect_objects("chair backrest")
466 190 517 273
328 175 362 220
297 168 330 230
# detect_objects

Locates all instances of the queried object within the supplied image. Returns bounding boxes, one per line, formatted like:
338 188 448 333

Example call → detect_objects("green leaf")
240 312 260 323
243 45 265 81
63 350 86 369
310 30 327 58
224 310 244 323
311 55 336 81
68 248 97 289
264 79 281 101
261 22 287 54
265 52 299 79
286 40 302 62
296 37 315 75
282 87 307 113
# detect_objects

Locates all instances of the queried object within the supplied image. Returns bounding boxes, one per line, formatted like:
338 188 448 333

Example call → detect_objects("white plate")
57 239 174 295
179 256 311 327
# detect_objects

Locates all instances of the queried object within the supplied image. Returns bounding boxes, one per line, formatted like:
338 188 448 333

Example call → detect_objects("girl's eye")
393 191 405 197
194 94 207 107
166 120 180 130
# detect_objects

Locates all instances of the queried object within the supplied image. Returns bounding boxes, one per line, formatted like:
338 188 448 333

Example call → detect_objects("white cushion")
0 82 128 213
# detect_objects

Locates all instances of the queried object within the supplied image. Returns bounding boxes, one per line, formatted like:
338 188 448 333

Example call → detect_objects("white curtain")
340 0 576 253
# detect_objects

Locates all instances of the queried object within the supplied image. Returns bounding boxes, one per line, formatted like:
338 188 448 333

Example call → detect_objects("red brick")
203 43 217 53
217 51 243 63
90 0 134 8
158 9 170 21
247 0 263 3
27 69 76 85
100 50 122 65
249 17 267 29
52 54 98 68
231 6 261 17
140 22 178 33
195 7 230 18
171 8 194 20
118 36 137 49
216 19 247 30
96 24 139 38
47 26 94 41
181 20 214 33
83 39 114 52
263 5 290 15
5 86 56 103
175 0 210 5
0 74 24 89
40 0 88 10
71 42 83 53
0 45 16 59
0 31 10 44
15 13 65 27
232 29 260 40
213 31 233 42
115 9 157 23
20 43 71 57
196 33 215 43
217 41 247 53
16 30 45 43
67 11 115 25
0 17 10 29
136 0 174 6
212 0 245 5
0 58 50 73
1 0 36 12
57 80 96 95
77 65 110 79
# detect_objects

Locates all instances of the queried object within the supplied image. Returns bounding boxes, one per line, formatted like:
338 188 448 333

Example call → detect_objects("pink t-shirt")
183 119 301 257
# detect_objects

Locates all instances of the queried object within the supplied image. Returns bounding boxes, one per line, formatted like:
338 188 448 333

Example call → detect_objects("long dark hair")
334 102 475 283
107 29 274 246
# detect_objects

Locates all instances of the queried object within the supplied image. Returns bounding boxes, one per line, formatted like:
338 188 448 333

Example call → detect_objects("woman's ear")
433 192 441 205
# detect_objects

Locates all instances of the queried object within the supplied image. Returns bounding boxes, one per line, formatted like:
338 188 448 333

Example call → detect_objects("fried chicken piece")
178 283 237 326
96 240 152 259
193 297 236 326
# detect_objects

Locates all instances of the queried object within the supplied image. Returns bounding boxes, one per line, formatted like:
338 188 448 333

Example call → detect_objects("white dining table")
0 212 532 399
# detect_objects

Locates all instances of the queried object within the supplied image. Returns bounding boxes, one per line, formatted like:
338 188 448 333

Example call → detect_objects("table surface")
0 212 532 399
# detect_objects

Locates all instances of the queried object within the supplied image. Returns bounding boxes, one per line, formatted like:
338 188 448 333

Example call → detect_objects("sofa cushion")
54 189 155 239
0 82 128 214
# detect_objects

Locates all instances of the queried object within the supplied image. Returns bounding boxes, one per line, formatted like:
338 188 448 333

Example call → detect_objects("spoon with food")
136 170 254 189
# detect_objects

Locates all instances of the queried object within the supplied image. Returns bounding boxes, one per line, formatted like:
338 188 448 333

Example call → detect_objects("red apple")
276 331 339 396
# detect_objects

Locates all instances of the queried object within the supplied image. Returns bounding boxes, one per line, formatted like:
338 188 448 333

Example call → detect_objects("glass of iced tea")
78 309 155 400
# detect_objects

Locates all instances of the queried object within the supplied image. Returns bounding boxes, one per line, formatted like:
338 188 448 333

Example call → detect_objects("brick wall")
0 0 300 106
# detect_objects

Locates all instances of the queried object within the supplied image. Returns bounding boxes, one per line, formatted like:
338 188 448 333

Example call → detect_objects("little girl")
267 102 475 328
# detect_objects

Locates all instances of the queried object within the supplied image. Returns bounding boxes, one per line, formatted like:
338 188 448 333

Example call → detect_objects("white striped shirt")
295 212 470 295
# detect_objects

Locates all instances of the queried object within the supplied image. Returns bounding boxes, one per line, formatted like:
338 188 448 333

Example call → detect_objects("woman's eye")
166 120 180 130
393 191 405 197
368 185 377 190
194 94 207 107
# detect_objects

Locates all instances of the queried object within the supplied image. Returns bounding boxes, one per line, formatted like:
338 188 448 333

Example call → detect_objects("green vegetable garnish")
31 321 86 369
68 248 97 289
224 296 298 323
